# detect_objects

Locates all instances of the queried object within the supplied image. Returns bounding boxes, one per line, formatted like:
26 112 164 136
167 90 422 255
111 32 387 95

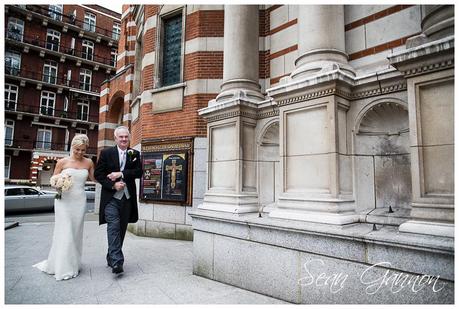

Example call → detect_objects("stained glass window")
162 14 182 86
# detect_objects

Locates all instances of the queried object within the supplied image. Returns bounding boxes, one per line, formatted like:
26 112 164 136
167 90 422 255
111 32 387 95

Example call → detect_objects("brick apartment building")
4 4 120 186
101 5 454 303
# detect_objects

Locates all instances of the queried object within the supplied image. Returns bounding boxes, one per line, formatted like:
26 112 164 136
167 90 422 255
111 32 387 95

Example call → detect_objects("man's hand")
113 181 126 191
108 172 123 181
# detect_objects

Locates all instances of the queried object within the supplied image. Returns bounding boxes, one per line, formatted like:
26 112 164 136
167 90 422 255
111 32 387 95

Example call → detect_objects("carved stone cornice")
277 88 340 106
257 109 279 119
349 82 407 100
206 110 258 123
274 80 407 108
388 35 454 78
400 58 453 77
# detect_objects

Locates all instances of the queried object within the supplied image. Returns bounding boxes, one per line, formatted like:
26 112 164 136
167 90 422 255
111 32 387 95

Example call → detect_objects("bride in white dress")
33 134 96 280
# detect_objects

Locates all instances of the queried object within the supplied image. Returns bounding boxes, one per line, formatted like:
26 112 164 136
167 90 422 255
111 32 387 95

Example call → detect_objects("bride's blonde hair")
71 134 89 150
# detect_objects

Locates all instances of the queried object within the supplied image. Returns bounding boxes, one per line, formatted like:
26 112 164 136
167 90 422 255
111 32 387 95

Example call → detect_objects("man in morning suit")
94 126 142 274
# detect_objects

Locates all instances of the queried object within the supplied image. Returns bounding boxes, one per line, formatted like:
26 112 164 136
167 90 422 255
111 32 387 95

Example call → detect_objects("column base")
399 220 454 238
269 208 359 225
269 195 358 225
290 49 356 81
211 79 265 106
198 192 260 214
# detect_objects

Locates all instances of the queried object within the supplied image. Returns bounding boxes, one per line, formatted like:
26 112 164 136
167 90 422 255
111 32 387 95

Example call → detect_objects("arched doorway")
354 99 411 214
108 94 125 126
39 159 57 186
257 121 280 212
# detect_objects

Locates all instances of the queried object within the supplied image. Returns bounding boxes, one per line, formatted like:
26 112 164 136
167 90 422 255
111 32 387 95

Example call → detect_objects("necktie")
120 151 126 171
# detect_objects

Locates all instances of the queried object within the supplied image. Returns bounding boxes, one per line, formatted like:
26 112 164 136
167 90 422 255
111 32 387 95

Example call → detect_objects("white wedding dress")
33 168 88 280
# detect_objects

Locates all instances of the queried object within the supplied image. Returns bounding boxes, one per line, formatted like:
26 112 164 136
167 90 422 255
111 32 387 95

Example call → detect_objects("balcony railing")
5 102 99 123
12 5 120 41
5 32 116 67
4 66 101 93
5 138 97 154
5 100 17 111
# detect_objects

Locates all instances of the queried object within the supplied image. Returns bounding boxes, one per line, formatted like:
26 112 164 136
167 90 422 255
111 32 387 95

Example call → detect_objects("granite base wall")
191 212 454 304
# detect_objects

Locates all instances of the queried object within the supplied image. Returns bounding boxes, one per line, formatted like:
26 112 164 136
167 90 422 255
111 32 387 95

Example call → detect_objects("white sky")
99 1 123 15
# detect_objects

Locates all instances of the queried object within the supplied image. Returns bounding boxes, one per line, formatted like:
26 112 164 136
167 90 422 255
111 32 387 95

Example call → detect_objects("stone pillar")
213 5 264 104
198 5 263 213
406 5 454 47
267 5 357 225
389 5 454 237
290 5 354 80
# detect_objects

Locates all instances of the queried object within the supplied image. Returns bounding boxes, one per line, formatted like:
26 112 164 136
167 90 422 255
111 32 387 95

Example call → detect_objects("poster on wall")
141 153 163 200
161 153 187 201
140 152 188 202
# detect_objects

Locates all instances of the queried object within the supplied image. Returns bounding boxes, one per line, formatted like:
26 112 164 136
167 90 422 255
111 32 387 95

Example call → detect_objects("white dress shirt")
117 146 127 176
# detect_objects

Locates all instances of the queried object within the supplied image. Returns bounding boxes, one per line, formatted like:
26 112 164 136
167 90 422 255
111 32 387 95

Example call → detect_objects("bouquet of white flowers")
50 172 73 199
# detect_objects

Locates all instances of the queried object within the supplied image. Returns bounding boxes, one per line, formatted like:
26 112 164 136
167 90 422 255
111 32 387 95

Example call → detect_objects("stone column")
406 5 454 48
213 5 264 104
199 5 263 213
267 5 357 225
390 5 454 237
290 5 354 81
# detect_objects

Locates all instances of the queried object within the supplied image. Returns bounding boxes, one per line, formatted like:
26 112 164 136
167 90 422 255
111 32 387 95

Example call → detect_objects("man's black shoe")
112 264 124 274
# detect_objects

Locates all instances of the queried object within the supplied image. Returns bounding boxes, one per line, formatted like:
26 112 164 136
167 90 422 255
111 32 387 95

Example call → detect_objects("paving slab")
5 220 289 304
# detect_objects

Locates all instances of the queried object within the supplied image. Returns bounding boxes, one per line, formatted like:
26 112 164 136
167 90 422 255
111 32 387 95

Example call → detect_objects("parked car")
85 186 95 201
39 185 95 201
5 185 55 213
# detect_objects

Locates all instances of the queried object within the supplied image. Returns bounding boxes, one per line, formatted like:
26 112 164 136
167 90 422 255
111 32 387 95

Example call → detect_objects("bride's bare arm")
53 159 65 176
88 160 97 182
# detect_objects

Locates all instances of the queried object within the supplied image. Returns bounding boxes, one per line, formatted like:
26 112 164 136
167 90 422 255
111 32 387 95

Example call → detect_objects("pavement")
4 218 289 304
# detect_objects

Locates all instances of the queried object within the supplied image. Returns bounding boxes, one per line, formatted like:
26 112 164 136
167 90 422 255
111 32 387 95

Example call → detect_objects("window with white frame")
82 40 94 61
5 51 21 76
69 9 77 24
37 127 52 150
79 69 92 91
40 91 56 116
131 101 139 122
7 17 24 42
76 128 87 135
46 29 61 52
64 95 69 112
84 12 96 32
43 60 58 84
49 4 63 21
133 38 143 97
5 119 15 146
5 84 19 111
160 13 183 87
36 127 52 150
77 100 90 121
110 48 117 67
112 22 121 40
5 156 11 179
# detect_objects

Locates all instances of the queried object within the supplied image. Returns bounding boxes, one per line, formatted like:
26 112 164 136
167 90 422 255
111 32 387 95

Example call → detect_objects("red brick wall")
184 52 223 81
186 10 224 40
139 94 214 139
6 117 36 144
143 28 156 53
5 151 31 180
63 5 120 35
145 5 160 18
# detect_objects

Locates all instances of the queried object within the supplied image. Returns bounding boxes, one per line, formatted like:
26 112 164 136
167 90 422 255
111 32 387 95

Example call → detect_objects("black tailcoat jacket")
94 146 142 225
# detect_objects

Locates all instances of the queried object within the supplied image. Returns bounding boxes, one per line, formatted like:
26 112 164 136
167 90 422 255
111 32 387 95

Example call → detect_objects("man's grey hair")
114 126 130 137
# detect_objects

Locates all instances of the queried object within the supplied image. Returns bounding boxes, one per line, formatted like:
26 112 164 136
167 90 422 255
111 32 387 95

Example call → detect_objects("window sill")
150 82 186 114
151 82 186 95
